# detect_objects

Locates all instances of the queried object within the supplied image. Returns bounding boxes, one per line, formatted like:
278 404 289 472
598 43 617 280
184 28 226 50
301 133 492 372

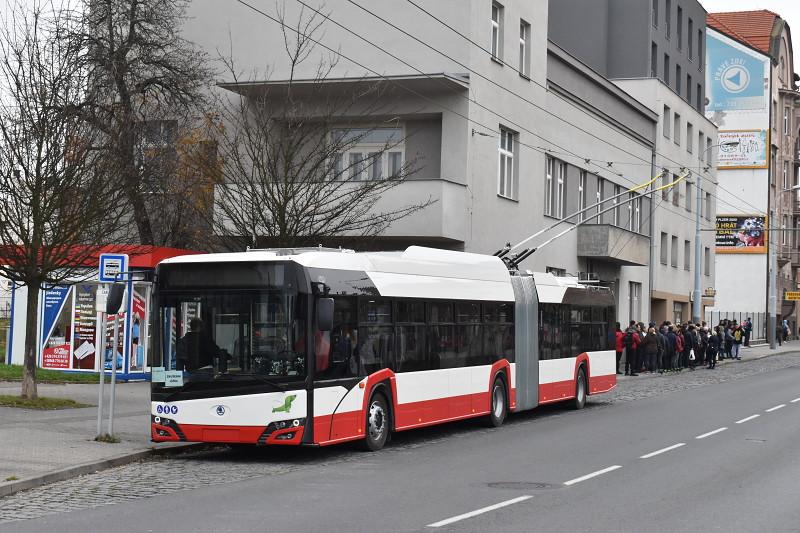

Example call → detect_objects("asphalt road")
3 358 800 533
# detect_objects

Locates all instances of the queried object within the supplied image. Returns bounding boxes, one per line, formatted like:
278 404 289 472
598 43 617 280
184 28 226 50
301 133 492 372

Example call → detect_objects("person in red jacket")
613 322 625 375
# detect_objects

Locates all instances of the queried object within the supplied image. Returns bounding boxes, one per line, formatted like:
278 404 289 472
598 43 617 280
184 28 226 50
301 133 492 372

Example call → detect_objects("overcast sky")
701 0 800 72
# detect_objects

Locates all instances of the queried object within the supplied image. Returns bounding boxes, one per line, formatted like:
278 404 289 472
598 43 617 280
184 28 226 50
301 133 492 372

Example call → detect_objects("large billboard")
717 130 769 169
706 29 770 116
716 215 767 254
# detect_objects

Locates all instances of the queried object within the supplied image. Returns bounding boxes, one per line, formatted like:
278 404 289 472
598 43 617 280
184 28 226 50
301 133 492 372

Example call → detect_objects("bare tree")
69 0 212 246
202 7 433 250
0 1 130 399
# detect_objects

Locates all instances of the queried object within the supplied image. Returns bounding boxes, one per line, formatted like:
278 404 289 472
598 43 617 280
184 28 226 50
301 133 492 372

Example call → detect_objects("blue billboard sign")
706 30 769 113
40 286 71 350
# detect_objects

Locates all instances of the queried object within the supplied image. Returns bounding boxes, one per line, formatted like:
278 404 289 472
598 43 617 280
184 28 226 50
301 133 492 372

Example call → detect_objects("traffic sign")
784 291 800 301
99 253 129 283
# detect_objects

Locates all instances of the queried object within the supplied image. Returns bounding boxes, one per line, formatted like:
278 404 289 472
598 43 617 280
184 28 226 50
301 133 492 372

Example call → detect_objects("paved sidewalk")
0 380 190 496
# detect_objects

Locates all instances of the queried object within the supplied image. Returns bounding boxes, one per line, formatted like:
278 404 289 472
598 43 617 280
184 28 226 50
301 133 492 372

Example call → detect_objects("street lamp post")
692 141 739 324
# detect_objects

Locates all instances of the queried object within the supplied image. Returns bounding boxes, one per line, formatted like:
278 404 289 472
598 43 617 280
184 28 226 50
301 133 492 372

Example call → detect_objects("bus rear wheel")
487 377 507 427
571 367 587 410
360 392 390 451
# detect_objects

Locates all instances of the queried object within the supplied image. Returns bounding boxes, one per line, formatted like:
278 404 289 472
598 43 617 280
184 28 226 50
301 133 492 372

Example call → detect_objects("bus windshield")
154 262 307 388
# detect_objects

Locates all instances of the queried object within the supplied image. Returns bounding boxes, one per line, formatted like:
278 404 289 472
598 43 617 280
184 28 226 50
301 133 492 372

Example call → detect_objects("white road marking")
563 465 622 486
736 414 760 424
639 443 686 459
791 398 800 403
766 404 786 412
696 427 727 439
426 496 533 528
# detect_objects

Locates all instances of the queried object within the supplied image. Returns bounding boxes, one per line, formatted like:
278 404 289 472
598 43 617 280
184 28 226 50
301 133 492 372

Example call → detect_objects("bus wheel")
360 392 390 451
487 377 507 427
571 367 587 410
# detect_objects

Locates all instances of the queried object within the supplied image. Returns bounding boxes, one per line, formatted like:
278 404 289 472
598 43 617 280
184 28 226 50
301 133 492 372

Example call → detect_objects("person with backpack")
623 321 641 376
732 324 743 359
743 318 752 347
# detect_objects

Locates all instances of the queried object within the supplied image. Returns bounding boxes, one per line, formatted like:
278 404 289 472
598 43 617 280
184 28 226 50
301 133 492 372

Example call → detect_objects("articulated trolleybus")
151 246 616 450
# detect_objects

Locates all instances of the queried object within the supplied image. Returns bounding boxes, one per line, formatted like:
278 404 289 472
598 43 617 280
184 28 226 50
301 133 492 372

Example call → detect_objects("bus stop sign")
99 254 129 283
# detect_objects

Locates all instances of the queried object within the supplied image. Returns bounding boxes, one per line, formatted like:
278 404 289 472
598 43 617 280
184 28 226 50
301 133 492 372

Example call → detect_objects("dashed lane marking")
765 404 786 412
426 496 533 528
563 465 622 486
790 398 800 403
696 427 727 439
639 443 686 459
736 414 760 424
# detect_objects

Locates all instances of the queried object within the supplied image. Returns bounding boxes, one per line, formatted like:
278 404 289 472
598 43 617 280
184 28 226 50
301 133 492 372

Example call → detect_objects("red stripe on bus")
589 374 616 394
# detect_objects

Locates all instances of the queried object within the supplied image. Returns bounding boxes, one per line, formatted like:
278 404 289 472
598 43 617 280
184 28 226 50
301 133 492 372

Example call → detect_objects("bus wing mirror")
317 298 334 332
106 283 125 314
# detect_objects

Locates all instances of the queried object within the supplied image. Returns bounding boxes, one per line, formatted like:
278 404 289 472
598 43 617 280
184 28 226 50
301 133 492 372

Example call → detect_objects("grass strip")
0 395 92 410
0 365 108 383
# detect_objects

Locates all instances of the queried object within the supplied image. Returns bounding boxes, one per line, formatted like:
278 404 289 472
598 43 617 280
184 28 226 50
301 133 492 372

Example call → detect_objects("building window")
663 105 671 138
676 64 682 95
705 192 711 221
651 42 658 77
784 107 791 135
687 122 693 153
688 18 694 59
556 160 566 219
773 101 778 132
491 2 503 60
673 302 684 324
333 127 404 181
652 0 658 27
684 240 691 270
665 0 671 39
634 194 642 233
627 192 635 231
687 74 692 103
596 177 604 223
782 215 788 245
498 127 516 199
545 156 554 216
698 30 704 70
697 83 703 111
672 173 680 206
677 7 683 50
664 54 670 85
698 131 705 162
706 137 712 165
578 170 586 221
660 232 668 264
771 146 778 185
704 247 710 276
629 282 642 322
613 184 621 226
674 112 681 146
671 235 678 267
519 20 531 77
685 181 691 212
783 161 789 190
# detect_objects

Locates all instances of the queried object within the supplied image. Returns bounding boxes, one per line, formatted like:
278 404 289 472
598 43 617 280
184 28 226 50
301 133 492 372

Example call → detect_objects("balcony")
577 224 650 266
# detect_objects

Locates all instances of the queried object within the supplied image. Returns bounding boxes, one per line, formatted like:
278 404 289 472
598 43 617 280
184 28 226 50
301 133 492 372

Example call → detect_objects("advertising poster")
129 289 147 371
41 286 72 369
716 215 767 254
706 29 770 115
72 285 97 370
717 130 769 169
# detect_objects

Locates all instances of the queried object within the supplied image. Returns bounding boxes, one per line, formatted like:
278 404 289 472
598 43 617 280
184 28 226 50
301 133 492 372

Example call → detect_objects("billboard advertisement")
717 130 769 169
716 215 767 254
706 29 770 116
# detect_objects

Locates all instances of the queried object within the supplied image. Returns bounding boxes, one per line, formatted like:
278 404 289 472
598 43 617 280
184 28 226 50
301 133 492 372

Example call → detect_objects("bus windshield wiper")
214 372 286 392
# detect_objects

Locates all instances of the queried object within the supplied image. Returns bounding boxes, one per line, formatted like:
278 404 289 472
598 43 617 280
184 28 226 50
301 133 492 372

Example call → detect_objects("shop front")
5 246 199 380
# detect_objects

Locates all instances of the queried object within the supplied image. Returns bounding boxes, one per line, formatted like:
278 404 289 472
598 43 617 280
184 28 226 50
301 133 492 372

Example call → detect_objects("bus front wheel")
487 377 507 427
571 367 587 410
360 392 390 451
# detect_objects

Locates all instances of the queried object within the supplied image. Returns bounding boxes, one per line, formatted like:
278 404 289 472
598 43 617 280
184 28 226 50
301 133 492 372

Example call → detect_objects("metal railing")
704 311 767 343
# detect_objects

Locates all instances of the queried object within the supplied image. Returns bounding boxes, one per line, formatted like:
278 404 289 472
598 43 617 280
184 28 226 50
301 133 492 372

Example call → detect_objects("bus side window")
317 297 357 380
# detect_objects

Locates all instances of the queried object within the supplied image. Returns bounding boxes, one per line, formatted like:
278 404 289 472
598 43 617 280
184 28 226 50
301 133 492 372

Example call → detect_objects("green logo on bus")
272 394 297 413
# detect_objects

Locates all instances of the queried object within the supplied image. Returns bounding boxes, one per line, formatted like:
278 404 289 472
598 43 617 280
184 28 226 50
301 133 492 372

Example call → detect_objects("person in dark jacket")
623 322 641 376
639 328 660 373
707 327 721 369
683 325 696 371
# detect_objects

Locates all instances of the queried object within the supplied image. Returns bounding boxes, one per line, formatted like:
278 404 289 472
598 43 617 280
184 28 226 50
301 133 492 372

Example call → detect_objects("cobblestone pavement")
1 350 798 524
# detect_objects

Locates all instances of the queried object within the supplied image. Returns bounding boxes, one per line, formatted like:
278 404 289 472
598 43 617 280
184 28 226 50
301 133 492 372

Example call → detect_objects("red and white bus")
150 246 616 450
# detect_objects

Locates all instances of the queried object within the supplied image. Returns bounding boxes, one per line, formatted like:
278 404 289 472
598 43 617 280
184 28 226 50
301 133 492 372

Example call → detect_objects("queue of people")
611 317 754 376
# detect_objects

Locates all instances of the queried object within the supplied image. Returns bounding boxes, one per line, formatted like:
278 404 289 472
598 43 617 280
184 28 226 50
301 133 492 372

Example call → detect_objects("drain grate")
488 482 560 490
